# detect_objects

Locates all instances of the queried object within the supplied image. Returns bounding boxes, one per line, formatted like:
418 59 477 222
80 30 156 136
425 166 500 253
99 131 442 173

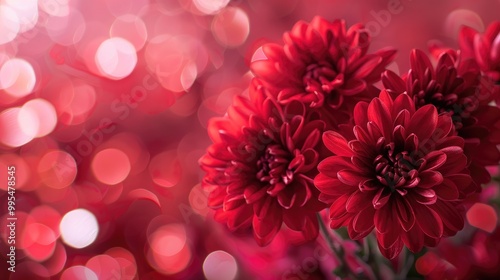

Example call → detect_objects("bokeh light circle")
0 5 20 45
110 15 148 51
193 0 230 15
60 265 98 280
203 250 238 280
0 58 36 98
92 148 131 185
45 9 86 46
211 7 250 47
95 37 137 80
38 150 77 189
0 107 34 147
19 98 57 138
149 224 187 257
6 0 39 32
86 254 122 280
59 209 99 249
445 9 484 39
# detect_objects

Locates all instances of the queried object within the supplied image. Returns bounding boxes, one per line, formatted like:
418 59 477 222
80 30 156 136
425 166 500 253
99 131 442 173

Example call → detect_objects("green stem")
366 234 383 279
316 213 360 279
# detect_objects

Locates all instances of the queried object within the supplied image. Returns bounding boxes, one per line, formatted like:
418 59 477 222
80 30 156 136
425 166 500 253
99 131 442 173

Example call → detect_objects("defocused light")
0 58 36 98
149 224 187 257
251 46 267 62
105 247 137 279
92 148 131 185
45 9 86 46
192 0 230 15
95 37 137 80
104 0 150 17
467 203 498 233
203 250 238 280
0 5 20 45
0 107 34 147
86 255 121 280
39 242 67 277
23 223 57 262
0 154 29 190
145 35 204 92
30 205 62 237
38 0 70 17
415 252 439 276
128 189 161 207
105 133 150 175
146 223 192 275
149 150 182 188
60 209 99 249
110 15 148 51
211 7 250 47
38 150 77 189
445 9 484 39
188 184 209 217
5 0 38 32
60 266 98 280
19 99 57 138
65 81 97 125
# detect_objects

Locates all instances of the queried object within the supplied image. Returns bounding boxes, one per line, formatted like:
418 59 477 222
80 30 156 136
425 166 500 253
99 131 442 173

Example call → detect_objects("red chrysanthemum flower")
459 21 500 85
251 16 396 127
314 90 477 259
382 49 500 185
200 79 327 246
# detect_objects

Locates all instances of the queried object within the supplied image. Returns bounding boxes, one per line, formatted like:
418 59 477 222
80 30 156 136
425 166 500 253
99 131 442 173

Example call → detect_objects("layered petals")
315 91 477 259
200 79 327 246
251 16 396 129
383 49 500 185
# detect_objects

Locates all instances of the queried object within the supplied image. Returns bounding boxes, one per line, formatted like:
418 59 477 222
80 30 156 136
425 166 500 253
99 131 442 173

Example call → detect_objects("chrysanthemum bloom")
200 79 327 246
459 21 500 86
382 49 500 185
314 90 477 259
251 16 396 127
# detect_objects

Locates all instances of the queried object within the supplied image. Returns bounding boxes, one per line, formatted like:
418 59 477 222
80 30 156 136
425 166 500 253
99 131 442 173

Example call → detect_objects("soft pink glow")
92 148 131 185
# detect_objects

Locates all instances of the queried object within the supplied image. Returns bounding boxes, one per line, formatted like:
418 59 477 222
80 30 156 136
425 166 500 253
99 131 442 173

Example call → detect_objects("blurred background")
1 0 500 279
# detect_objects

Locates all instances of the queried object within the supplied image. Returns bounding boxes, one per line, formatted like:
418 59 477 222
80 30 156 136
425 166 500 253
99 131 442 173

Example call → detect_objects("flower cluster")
200 17 500 261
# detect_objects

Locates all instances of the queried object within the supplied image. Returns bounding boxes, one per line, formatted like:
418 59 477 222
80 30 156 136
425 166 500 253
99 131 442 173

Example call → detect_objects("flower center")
303 62 342 97
414 89 479 130
373 143 421 192
256 144 293 186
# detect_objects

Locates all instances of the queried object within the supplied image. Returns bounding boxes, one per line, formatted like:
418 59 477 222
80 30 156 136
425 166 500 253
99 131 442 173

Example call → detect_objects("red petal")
412 202 444 238
374 200 396 234
368 98 393 139
418 171 443 188
396 198 416 232
410 49 435 78
317 156 354 174
346 190 371 213
382 70 406 94
423 151 447 170
314 174 354 197
354 102 369 126
337 169 368 187
252 209 282 246
352 206 375 234
438 146 467 174
372 188 391 209
322 131 353 156
401 226 424 253
407 105 438 141
377 236 403 259
412 189 437 205
434 179 459 201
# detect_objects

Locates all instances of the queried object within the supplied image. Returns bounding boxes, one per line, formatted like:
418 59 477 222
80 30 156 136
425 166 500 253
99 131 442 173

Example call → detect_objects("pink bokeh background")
1 0 500 279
